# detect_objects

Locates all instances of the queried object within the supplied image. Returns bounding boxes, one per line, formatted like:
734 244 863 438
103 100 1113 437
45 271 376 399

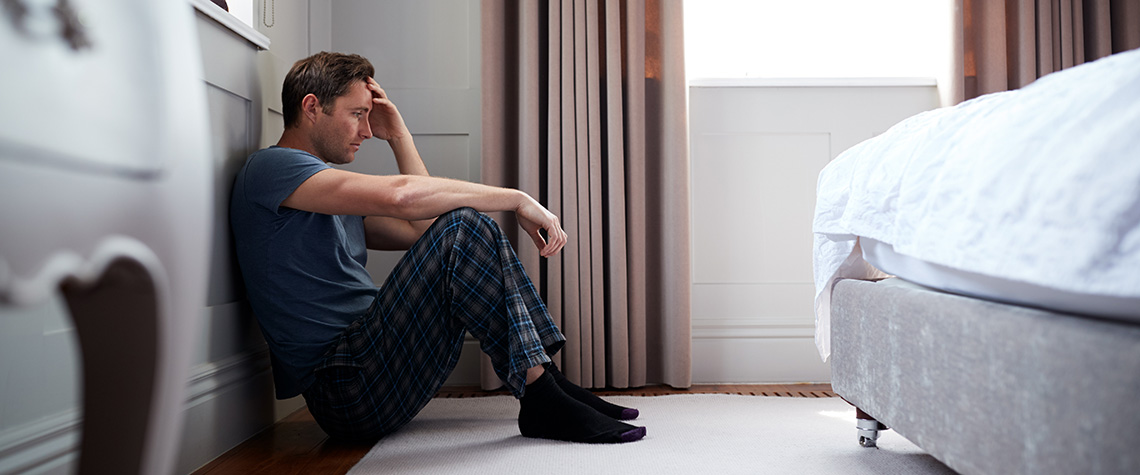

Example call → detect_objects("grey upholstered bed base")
831 278 1140 475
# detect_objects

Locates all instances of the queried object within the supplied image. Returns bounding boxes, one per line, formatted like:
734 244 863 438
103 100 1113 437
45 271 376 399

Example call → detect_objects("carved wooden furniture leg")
60 258 161 475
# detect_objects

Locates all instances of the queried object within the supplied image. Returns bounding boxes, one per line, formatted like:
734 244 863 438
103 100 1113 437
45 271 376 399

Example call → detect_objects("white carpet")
347 394 956 474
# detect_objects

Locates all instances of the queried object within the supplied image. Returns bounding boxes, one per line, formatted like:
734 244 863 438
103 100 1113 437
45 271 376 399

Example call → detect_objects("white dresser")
0 1 213 473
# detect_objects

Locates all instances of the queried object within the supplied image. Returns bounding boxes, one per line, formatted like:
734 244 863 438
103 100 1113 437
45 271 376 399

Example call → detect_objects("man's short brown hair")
281 52 375 128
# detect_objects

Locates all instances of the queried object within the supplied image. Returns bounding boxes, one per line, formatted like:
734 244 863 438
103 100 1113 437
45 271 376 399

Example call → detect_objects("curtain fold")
952 0 1140 103
481 0 691 390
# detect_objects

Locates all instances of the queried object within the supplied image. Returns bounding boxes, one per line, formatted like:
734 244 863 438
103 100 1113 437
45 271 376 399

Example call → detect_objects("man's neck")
276 128 318 158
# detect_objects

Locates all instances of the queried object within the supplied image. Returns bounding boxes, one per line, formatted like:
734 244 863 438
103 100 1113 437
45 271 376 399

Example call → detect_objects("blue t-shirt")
230 146 377 398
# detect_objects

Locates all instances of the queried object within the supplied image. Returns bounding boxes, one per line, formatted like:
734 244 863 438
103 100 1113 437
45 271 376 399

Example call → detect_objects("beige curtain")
952 0 1140 103
480 0 691 390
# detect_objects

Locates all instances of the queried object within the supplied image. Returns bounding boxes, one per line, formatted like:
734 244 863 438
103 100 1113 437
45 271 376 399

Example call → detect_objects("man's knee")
444 207 482 222
442 207 501 235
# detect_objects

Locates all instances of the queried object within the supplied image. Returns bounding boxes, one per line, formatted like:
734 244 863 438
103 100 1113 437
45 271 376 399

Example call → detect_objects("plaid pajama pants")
302 207 566 442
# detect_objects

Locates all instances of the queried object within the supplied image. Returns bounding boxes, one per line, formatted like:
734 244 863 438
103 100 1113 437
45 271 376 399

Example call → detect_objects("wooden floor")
191 383 835 475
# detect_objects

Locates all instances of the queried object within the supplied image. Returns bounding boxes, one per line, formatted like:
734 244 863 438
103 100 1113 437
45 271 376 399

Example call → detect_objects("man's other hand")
515 195 567 258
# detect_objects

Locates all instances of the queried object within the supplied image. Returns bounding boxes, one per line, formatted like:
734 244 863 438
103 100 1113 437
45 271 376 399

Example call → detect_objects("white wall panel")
692 337 832 384
205 84 254 306
692 132 829 284
689 79 939 383
692 283 815 321
0 296 78 433
331 0 471 90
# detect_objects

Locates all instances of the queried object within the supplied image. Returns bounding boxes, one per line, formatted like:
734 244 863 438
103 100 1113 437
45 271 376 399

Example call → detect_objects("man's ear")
301 94 321 123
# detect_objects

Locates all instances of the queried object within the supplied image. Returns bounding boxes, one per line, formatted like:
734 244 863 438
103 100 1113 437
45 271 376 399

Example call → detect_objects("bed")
812 48 1140 474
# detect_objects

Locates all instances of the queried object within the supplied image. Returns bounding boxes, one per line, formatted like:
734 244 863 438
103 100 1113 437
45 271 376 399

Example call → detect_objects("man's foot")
547 363 639 420
518 371 646 443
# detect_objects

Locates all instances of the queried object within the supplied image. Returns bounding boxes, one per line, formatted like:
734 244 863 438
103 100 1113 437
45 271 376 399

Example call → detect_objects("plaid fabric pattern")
302 208 565 441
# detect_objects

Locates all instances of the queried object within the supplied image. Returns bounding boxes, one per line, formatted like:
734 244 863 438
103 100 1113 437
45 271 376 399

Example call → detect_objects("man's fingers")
529 229 548 255
554 219 567 252
547 227 563 255
539 222 566 257
367 79 387 99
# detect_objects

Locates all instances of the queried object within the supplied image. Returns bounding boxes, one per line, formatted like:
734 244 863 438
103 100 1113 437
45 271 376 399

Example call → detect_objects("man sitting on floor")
230 51 644 444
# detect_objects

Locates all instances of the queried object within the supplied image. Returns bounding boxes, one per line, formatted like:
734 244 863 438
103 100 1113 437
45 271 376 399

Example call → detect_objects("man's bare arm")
280 170 567 256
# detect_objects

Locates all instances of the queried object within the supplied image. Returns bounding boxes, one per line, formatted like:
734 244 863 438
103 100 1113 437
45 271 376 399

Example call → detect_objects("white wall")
688 79 940 384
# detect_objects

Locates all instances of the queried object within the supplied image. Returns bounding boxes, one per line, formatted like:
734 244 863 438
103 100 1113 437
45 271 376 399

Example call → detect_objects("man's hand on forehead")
365 77 410 141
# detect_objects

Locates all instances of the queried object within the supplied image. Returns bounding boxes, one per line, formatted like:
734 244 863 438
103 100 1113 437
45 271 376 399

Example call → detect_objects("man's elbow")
385 175 425 218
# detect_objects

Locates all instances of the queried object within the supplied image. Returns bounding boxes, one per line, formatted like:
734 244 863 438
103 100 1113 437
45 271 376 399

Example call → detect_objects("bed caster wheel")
855 412 884 448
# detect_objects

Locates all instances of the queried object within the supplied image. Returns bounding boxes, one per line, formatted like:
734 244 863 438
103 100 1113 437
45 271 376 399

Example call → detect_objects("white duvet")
812 48 1140 361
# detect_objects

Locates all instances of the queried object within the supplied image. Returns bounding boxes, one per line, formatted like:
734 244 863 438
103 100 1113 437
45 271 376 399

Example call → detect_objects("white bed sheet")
812 48 1140 361
862 237 1140 323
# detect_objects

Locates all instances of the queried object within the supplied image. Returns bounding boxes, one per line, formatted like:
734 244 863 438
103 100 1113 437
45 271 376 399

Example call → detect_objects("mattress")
812 47 1140 361
861 237 1140 325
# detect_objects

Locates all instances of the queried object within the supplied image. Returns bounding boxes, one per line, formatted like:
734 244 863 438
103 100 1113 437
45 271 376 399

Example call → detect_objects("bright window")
684 0 951 80
228 0 254 28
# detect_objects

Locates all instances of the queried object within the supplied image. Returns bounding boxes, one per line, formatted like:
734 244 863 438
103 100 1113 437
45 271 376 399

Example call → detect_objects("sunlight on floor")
819 409 856 422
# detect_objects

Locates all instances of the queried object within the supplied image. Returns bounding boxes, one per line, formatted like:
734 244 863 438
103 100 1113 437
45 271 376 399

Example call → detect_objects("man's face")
311 80 373 165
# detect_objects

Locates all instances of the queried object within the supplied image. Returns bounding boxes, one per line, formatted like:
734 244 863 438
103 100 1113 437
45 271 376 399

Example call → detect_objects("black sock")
518 371 646 444
547 364 639 420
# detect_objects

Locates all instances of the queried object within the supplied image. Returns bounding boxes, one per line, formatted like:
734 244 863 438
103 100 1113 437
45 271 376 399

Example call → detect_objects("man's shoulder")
233 146 335 215
248 145 321 164
243 146 329 177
